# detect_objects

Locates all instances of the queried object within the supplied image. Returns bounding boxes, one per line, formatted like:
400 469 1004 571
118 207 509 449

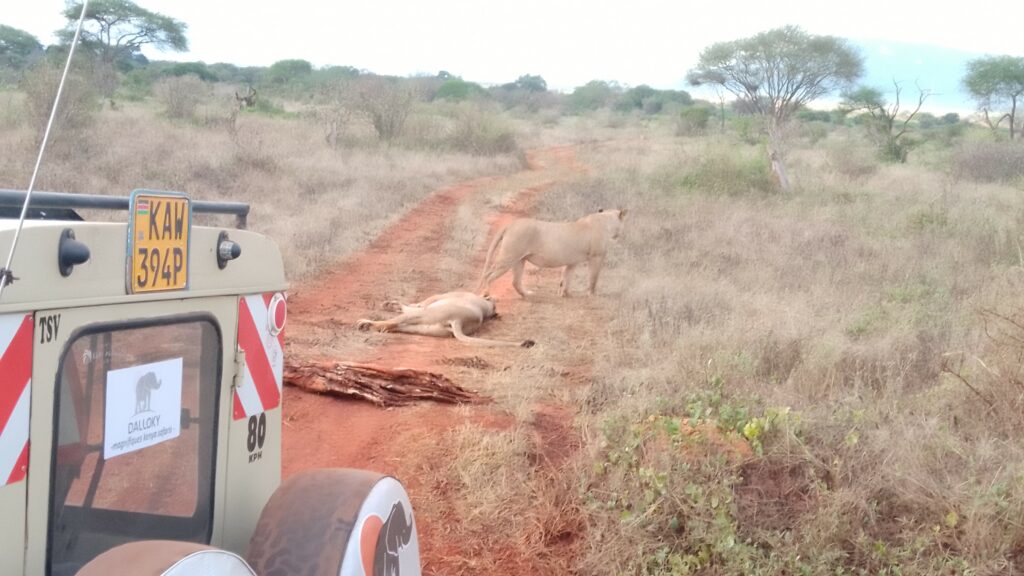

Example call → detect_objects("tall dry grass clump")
952 140 1024 184
822 130 879 179
421 424 582 574
446 104 519 156
399 102 521 157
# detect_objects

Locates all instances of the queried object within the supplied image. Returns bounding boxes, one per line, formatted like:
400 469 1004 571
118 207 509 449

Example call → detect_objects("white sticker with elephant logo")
103 358 183 460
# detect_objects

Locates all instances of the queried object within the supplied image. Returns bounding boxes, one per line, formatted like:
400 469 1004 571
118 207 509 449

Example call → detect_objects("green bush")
266 59 313 84
796 109 832 123
615 86 694 115
729 116 764 145
248 95 287 117
434 78 486 102
568 80 618 112
676 106 712 136
679 142 777 195
163 61 217 82
119 67 156 100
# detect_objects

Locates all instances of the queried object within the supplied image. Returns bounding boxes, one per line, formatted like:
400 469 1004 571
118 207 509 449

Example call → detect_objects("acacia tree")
963 56 1024 140
58 0 188 66
0 25 42 70
687 26 863 191
841 80 931 162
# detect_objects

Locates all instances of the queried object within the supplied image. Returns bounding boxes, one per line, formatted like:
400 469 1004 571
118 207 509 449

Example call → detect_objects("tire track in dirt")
282 145 592 575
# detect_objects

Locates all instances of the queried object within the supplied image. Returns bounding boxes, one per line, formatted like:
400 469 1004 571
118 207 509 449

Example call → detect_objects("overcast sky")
4 0 1022 94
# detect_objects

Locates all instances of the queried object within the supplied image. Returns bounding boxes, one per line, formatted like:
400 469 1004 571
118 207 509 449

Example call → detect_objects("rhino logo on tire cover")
374 501 414 576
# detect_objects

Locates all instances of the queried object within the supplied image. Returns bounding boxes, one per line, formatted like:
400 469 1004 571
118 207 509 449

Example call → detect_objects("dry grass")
529 130 1024 574
419 423 582 574
0 96 523 280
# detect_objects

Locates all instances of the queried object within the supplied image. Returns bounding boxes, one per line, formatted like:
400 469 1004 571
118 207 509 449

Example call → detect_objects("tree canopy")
616 85 692 114
687 26 863 124
164 61 217 82
513 74 547 93
59 0 188 65
963 55 1024 140
569 80 620 112
0 25 42 70
435 77 486 101
266 59 313 84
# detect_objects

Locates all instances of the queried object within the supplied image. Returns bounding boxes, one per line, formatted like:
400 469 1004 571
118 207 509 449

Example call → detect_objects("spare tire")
75 540 256 576
247 468 421 576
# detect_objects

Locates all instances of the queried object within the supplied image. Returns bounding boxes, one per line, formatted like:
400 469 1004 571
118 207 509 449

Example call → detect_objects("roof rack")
0 189 250 229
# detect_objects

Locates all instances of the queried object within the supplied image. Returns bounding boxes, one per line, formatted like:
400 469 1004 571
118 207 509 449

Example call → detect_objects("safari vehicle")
0 189 421 575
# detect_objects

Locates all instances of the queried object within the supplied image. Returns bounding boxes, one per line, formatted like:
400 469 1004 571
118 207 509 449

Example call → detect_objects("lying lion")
478 208 627 298
356 291 535 348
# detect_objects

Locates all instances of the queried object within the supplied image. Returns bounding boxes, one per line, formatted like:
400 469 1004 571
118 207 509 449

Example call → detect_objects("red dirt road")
282 146 590 574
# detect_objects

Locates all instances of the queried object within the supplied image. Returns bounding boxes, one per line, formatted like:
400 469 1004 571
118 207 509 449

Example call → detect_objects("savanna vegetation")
3 3 1024 573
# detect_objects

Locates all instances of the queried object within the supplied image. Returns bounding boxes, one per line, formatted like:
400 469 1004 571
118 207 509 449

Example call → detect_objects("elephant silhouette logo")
360 501 415 576
376 501 414 576
134 371 162 415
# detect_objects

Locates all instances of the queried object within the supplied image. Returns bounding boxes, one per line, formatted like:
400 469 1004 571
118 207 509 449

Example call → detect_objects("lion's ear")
618 208 628 220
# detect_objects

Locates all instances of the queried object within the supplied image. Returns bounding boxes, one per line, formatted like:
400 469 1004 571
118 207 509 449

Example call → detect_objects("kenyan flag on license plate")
136 199 150 216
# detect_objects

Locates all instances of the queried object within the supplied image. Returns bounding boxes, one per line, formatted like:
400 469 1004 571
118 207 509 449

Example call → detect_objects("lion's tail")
477 225 507 295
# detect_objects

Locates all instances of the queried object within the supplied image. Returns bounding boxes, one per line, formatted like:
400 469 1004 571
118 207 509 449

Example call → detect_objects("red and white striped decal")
0 314 31 485
233 293 284 420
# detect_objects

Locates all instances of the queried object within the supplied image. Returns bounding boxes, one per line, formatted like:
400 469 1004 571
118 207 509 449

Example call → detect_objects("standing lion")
478 209 627 298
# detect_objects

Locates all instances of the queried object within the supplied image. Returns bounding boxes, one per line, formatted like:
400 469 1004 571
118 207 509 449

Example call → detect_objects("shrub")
676 106 712 136
434 78 486 102
312 81 357 148
796 109 832 123
163 61 217 82
823 133 879 179
729 115 764 145
266 59 313 84
951 141 1024 183
154 74 208 120
568 80 618 113
353 76 416 142
119 67 157 100
446 105 519 156
799 120 830 144
19 61 98 146
679 142 777 195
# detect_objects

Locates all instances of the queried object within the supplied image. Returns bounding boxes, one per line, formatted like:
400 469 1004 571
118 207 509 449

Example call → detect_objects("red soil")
282 146 587 575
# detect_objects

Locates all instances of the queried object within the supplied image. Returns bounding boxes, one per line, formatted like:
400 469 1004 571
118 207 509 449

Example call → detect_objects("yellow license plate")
127 191 191 293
